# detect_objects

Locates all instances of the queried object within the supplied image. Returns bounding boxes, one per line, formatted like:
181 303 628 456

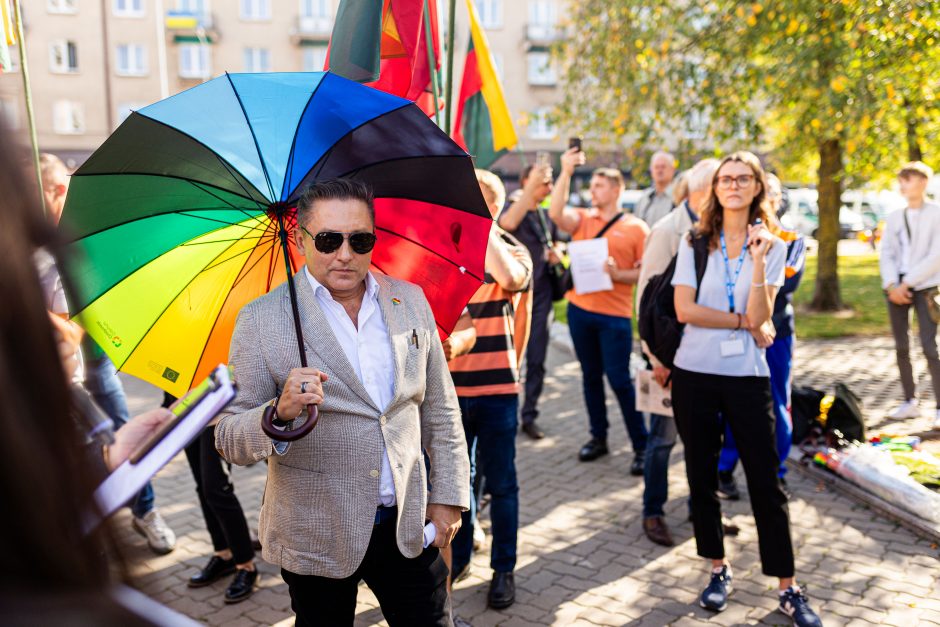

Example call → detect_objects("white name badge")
720 334 745 358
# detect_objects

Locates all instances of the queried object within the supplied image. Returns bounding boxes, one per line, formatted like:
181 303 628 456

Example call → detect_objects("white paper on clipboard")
568 238 613 295
635 369 674 417
84 364 237 533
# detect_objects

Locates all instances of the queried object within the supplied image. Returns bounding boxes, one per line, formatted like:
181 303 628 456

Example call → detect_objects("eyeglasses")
716 174 756 189
301 226 377 254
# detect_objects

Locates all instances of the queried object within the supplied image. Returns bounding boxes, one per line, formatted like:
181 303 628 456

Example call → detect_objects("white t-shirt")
899 207 921 276
671 236 786 377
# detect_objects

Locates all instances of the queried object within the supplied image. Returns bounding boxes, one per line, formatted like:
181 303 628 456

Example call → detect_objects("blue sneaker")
699 565 733 612
779 586 823 627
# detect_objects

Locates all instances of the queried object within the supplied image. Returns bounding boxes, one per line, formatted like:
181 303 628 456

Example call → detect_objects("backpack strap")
691 232 709 303
594 212 624 239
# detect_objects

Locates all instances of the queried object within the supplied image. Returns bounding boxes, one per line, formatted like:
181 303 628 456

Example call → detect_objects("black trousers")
281 519 452 627
182 426 254 564
671 367 795 578
521 284 553 425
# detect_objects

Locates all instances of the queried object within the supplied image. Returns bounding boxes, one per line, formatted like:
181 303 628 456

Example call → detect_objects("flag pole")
422 0 441 127
444 0 456 135
11 0 44 215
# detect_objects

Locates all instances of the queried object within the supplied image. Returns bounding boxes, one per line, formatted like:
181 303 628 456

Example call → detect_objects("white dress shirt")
304 268 397 507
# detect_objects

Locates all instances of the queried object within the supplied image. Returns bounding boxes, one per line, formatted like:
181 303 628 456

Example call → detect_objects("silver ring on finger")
300 381 308 394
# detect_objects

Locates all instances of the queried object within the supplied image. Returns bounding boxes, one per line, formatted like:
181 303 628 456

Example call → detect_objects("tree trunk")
904 98 924 162
811 138 844 311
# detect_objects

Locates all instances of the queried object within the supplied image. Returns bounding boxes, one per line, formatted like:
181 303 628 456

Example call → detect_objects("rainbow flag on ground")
452 0 517 168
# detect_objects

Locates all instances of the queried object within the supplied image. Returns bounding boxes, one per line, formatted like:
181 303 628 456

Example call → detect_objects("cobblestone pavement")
115 336 940 627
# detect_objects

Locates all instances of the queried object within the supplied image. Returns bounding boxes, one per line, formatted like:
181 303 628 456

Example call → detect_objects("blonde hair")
39 153 68 187
672 172 689 205
475 168 506 213
592 167 625 189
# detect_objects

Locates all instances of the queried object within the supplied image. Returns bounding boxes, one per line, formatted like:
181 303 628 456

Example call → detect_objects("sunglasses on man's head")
301 226 377 254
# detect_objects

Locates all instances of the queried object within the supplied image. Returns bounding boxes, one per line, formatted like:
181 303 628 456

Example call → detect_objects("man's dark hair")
519 164 535 184
296 178 375 227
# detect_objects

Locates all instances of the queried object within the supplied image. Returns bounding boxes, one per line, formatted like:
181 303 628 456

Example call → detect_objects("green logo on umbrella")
112 336 122 348
162 367 180 383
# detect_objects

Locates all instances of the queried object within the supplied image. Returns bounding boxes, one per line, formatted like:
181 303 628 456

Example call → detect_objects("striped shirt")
449 231 532 397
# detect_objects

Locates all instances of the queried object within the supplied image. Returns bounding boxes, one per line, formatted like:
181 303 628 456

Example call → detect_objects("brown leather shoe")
721 517 740 536
643 516 675 547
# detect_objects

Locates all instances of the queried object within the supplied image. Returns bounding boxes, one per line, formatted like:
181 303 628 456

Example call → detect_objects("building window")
53 100 85 134
0 98 19 130
116 102 146 124
475 0 502 29
528 107 556 140
178 0 208 12
300 0 329 18
49 41 79 73
178 44 211 79
241 0 270 20
47 0 78 14
113 0 144 17
116 44 147 76
526 51 555 86
302 46 328 72
243 47 271 72
528 0 557 26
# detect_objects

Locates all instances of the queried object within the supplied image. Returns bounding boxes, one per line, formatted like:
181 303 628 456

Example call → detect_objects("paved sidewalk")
115 336 940 626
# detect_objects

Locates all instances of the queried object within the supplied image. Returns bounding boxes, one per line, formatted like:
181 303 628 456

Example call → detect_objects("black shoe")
578 438 608 462
780 477 792 500
700 565 733 612
717 471 740 500
187 555 236 588
521 422 545 440
488 572 515 609
630 450 646 476
224 568 258 604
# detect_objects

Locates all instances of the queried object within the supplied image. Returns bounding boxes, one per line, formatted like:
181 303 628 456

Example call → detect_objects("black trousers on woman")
671 367 794 578
182 425 254 564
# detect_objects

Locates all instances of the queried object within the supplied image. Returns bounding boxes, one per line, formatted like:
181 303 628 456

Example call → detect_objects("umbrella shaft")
278 216 308 369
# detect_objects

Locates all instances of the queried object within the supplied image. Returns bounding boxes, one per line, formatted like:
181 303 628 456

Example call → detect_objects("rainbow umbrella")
61 72 490 415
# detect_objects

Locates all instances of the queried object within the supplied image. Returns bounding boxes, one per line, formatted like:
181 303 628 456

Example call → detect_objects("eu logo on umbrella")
61 71 491 440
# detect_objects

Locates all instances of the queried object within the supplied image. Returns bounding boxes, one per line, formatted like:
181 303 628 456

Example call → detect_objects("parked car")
785 188 866 240
620 189 645 213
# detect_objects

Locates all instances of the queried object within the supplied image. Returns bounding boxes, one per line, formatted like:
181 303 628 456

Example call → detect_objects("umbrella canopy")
61 71 490 398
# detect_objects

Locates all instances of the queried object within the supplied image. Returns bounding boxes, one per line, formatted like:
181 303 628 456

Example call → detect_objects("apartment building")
0 0 568 172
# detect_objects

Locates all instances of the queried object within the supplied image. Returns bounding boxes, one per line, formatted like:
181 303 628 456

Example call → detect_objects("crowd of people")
11 104 940 627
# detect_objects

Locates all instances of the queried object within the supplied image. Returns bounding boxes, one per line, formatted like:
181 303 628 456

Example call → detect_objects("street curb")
787 457 940 546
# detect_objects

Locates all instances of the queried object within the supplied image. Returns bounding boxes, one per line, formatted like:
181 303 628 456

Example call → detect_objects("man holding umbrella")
215 179 470 626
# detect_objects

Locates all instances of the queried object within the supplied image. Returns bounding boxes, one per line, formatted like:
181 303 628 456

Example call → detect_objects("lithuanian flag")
452 0 517 168
327 0 438 104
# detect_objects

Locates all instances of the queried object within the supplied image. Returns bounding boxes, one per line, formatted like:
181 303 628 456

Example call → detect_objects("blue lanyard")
719 231 748 313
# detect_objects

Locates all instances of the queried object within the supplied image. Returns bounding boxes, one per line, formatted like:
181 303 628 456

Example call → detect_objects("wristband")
752 282 766 288
735 313 742 330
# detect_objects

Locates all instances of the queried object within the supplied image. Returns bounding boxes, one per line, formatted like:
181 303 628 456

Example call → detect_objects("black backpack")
638 233 709 369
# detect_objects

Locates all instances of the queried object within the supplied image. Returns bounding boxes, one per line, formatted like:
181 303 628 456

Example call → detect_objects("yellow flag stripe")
465 0 517 152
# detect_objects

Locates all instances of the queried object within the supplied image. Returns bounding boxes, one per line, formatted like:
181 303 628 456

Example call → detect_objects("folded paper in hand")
635 369 673 418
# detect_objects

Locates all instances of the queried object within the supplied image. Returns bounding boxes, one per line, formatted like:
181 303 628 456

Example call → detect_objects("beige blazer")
214 272 470 578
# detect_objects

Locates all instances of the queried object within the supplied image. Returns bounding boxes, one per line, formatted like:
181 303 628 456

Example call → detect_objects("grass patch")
551 253 889 339
793 253 888 339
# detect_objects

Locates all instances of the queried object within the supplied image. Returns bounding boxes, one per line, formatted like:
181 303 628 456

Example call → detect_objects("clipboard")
83 364 237 533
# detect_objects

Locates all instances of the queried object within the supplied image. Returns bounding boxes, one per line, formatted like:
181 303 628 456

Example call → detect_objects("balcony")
291 15 333 44
165 10 219 41
525 23 564 45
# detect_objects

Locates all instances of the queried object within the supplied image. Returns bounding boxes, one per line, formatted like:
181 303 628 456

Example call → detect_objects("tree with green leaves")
556 0 940 310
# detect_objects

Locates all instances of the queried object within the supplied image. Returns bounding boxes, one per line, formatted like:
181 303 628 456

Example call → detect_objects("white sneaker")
133 509 177 555
472 521 486 551
888 399 921 419
933 410 940 430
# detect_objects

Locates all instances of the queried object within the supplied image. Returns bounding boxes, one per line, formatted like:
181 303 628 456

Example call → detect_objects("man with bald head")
635 151 677 226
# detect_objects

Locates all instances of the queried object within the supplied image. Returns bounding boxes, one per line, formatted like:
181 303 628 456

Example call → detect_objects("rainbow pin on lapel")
391 298 401 306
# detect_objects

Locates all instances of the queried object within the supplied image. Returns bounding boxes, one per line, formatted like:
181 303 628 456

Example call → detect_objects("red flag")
327 0 439 106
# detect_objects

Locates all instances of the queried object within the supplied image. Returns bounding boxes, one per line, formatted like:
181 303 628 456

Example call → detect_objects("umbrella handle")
261 404 320 442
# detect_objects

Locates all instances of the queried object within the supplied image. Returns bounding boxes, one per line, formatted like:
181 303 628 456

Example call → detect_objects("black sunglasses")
301 226 377 255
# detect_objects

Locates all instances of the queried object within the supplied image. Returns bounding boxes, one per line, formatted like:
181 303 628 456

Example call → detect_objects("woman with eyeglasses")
670 152 822 627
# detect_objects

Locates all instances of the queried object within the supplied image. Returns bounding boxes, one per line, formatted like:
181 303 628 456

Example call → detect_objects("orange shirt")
566 208 649 318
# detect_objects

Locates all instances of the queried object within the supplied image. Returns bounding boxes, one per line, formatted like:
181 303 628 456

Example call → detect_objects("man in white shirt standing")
634 150 677 227
879 161 940 427
216 179 470 626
